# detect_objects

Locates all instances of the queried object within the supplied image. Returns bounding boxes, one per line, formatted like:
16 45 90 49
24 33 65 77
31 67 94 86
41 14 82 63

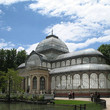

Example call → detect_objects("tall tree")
0 49 6 71
16 50 27 66
98 44 110 64
0 71 6 93
6 69 23 101
4 49 17 72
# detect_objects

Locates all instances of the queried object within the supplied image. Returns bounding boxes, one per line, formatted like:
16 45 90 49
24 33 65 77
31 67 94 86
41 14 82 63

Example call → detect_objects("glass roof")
50 64 110 74
36 35 69 53
56 48 103 60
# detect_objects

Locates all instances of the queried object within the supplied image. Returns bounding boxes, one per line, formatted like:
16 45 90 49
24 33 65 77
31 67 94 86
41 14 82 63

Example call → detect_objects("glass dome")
26 54 41 68
35 35 69 53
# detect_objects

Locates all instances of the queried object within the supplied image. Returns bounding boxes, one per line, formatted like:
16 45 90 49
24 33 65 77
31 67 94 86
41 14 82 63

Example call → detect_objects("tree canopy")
0 49 27 72
0 49 27 93
98 44 110 64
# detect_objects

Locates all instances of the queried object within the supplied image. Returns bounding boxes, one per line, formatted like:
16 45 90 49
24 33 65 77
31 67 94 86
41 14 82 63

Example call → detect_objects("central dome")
35 35 69 53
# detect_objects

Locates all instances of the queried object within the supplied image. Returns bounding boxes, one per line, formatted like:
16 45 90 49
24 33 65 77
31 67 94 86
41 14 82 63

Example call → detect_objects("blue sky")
0 0 110 54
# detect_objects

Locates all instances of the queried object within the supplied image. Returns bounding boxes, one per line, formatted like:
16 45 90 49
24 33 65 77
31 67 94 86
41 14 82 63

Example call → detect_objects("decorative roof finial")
51 29 53 35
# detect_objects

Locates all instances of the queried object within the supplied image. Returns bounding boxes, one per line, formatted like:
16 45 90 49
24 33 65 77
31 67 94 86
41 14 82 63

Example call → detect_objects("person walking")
72 92 75 99
90 93 93 102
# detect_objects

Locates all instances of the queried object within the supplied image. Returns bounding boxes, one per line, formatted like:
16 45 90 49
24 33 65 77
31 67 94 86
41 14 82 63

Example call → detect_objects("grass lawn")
54 100 103 110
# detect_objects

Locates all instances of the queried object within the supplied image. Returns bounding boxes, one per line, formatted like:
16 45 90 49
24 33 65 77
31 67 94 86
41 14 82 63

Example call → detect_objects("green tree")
16 50 27 66
0 49 6 71
6 69 23 101
98 44 110 64
0 71 6 93
4 49 17 72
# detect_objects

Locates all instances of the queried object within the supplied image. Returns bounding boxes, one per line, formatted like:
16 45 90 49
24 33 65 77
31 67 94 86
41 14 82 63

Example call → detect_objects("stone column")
46 76 49 93
25 77 27 93
29 75 32 93
37 76 40 94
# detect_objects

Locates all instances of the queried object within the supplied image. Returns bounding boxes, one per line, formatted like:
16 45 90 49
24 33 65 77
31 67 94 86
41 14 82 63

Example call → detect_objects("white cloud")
6 26 12 31
44 22 102 42
17 46 25 51
0 9 3 14
0 39 15 49
66 35 110 52
29 0 110 25
104 30 110 35
0 0 31 5
0 26 12 31
26 42 38 54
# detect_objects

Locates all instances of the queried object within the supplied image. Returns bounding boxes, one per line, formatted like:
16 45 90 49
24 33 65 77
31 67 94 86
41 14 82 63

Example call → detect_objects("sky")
0 0 110 54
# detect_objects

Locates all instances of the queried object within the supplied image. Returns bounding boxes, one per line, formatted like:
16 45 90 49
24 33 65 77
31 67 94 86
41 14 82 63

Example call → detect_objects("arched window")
91 57 97 63
90 73 98 88
77 58 81 64
42 62 46 67
51 77 55 89
67 75 72 89
52 63 55 68
56 62 60 68
82 74 89 88
47 63 51 68
61 61 65 67
33 76 37 89
83 57 89 64
73 74 80 89
108 74 110 89
99 73 106 88
40 76 45 90
71 59 76 65
61 75 66 89
56 76 61 89
66 60 70 66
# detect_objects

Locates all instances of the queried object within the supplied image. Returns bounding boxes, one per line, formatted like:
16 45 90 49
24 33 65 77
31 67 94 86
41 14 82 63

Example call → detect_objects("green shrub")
38 95 44 101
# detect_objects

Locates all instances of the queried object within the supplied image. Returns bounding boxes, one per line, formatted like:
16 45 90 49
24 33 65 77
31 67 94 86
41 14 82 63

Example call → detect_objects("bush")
38 95 44 101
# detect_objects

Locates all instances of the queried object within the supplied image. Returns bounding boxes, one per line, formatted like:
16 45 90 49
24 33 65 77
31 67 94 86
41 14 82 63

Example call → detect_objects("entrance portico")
20 67 50 94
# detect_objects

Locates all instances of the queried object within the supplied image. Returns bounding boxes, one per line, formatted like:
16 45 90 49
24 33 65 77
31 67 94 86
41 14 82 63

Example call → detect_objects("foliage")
16 50 27 66
98 44 110 64
0 49 27 72
6 69 23 93
0 71 6 91
0 49 27 93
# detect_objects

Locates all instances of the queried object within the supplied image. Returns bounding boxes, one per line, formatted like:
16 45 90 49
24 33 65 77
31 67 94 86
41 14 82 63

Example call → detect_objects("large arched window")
82 74 89 88
33 76 37 89
99 73 106 88
73 74 80 89
56 76 61 89
51 77 55 90
61 75 66 89
90 73 98 88
40 76 45 90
